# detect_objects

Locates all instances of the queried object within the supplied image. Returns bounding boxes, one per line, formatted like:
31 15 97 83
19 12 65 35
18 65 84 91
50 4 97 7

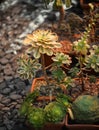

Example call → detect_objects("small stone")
8 84 14 90
0 77 4 83
0 64 3 71
2 88 11 95
4 53 12 60
2 64 11 69
15 81 26 90
0 82 7 90
0 94 3 101
0 103 5 109
0 50 5 58
0 58 9 65
15 104 21 109
0 127 6 130
1 98 11 105
10 94 22 100
2 107 10 111
4 76 13 81
4 68 14 76
9 104 16 109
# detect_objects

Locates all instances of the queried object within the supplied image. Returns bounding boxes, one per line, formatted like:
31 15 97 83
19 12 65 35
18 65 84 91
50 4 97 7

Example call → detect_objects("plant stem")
41 54 49 86
79 55 85 91
58 6 65 27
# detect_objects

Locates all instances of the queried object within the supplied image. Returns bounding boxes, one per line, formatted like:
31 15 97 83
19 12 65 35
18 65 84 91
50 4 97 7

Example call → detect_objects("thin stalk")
79 55 85 91
41 54 49 86
58 6 65 27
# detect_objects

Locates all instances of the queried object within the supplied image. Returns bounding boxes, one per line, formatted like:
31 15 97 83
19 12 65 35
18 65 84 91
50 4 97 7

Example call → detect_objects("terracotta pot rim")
65 114 99 127
30 76 66 101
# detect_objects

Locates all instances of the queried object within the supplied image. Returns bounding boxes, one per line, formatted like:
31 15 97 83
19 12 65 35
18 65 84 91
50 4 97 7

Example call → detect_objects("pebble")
2 88 11 95
10 94 22 100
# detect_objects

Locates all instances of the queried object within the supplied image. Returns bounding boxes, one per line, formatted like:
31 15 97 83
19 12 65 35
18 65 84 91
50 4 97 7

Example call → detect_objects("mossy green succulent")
28 107 46 129
72 95 99 123
44 101 66 123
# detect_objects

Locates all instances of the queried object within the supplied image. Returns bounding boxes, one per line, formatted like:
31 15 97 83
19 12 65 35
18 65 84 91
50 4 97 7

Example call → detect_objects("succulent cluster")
20 91 71 129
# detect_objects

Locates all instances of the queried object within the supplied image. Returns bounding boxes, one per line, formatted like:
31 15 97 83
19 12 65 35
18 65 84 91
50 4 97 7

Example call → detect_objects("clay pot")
30 76 66 130
65 114 99 130
31 77 66 96
28 121 65 130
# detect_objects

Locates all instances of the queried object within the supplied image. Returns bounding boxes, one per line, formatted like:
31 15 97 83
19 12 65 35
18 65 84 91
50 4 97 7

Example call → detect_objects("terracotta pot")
30 77 66 130
65 114 99 130
27 121 65 130
31 77 66 96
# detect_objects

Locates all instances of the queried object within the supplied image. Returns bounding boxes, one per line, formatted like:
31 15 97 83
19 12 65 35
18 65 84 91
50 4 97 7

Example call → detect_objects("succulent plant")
52 52 72 66
44 101 66 123
85 45 99 72
23 29 62 59
73 38 90 56
19 90 39 116
17 54 41 79
51 52 72 82
72 95 99 123
20 91 71 129
28 107 46 129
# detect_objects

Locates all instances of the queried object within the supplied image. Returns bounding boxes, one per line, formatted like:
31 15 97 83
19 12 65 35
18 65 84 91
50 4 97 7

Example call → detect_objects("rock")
0 64 3 71
4 76 13 81
0 77 4 83
4 68 14 76
14 81 26 90
2 107 10 111
0 58 9 65
0 127 6 130
5 53 13 60
0 103 5 109
8 84 14 90
0 94 3 101
16 104 21 109
0 50 5 58
1 98 11 105
0 82 7 90
2 64 11 70
2 88 11 95
10 94 22 100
